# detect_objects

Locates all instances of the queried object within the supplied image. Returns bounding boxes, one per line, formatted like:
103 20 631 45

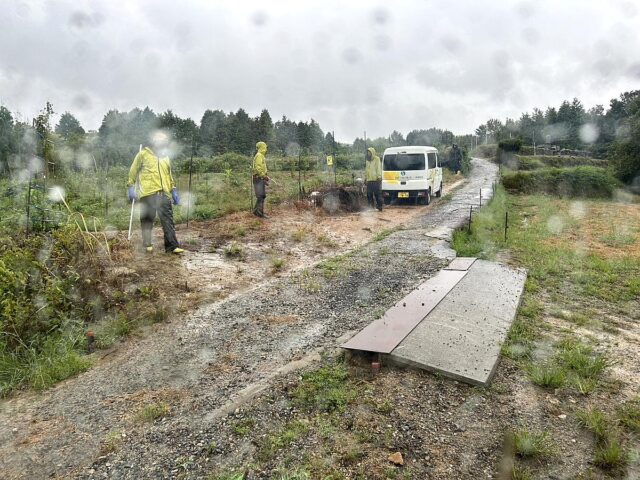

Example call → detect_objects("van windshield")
383 153 426 171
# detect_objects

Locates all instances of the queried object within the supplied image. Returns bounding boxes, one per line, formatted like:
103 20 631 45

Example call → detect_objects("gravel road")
0 158 499 480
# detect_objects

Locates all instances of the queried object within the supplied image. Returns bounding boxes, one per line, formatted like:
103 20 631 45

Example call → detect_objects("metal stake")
504 211 509 241
187 136 195 227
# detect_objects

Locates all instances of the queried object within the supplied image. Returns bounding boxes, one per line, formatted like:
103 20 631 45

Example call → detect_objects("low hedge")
502 166 619 198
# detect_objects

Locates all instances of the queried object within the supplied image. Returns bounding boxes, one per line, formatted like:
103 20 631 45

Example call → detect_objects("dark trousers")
367 181 383 210
139 193 179 252
253 177 266 216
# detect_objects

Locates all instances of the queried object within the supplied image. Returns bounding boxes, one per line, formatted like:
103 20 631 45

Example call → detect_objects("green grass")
576 407 609 439
372 226 402 242
528 363 566 389
224 242 245 259
291 362 359 413
316 233 337 248
298 270 322 293
502 166 619 198
0 333 92 396
102 430 124 453
617 397 640 433
273 469 311 480
271 257 285 273
593 437 628 470
291 228 307 242
513 429 555 458
136 402 170 422
510 464 534 480
315 253 356 279
232 418 256 437
258 420 310 462
555 339 607 380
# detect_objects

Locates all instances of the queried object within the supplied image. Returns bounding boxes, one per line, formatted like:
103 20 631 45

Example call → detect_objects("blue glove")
127 186 137 203
172 188 180 205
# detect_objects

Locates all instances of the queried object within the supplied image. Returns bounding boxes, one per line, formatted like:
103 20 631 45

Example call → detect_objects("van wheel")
435 182 443 198
425 189 431 205
384 196 391 205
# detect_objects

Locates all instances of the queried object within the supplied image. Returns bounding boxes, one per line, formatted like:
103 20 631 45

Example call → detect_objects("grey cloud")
0 0 639 141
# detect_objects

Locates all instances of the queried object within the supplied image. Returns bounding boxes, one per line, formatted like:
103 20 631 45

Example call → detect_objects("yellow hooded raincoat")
252 142 268 178
127 147 176 199
365 147 382 182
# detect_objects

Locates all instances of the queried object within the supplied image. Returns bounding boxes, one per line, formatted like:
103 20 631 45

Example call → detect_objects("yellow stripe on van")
383 171 400 182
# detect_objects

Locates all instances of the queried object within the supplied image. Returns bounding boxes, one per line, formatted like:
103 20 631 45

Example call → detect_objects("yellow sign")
326 155 333 166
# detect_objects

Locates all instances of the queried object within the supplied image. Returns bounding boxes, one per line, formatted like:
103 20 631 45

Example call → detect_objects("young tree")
389 130 405 146
0 106 15 173
32 102 55 174
55 112 85 139
253 109 274 146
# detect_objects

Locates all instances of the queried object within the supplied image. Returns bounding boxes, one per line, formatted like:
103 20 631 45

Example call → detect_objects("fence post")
504 211 509 241
26 178 32 236
479 188 482 208
468 205 473 232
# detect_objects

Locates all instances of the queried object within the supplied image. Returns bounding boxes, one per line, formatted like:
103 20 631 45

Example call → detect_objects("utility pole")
363 130 367 171
332 130 337 187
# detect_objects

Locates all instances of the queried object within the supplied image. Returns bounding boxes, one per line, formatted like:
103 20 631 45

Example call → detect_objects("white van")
381 146 443 205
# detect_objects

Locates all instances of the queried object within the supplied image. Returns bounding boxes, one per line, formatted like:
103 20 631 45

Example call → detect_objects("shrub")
609 139 640 184
473 144 498 160
498 139 523 153
502 166 619 198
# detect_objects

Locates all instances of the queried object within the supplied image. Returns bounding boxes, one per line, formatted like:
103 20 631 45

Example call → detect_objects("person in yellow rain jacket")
127 134 183 254
252 141 270 218
365 146 383 211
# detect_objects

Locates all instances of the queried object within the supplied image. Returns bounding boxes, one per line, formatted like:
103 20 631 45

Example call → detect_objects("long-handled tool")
127 144 142 240
127 198 135 240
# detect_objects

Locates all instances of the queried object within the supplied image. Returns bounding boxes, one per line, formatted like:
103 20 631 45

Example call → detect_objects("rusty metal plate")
444 257 477 271
341 269 468 353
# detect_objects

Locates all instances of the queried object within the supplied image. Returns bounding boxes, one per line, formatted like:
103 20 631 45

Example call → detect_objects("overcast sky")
1 0 639 141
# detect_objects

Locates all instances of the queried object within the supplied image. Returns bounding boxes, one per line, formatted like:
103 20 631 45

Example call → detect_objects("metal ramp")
342 258 526 386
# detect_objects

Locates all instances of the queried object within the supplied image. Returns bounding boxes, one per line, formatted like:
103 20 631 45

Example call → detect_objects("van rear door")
382 153 426 183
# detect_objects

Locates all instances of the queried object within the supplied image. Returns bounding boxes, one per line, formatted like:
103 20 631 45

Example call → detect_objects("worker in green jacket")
127 137 183 254
252 141 270 218
365 147 383 211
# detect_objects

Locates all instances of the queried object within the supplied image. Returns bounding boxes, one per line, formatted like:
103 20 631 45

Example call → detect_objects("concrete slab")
424 225 454 241
341 269 468 354
388 260 526 386
445 257 476 271
428 240 457 260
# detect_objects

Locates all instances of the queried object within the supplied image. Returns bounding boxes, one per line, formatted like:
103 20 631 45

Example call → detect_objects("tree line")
1 90 638 184
470 90 640 184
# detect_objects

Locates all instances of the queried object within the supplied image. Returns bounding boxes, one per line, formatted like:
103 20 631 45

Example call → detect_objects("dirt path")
0 160 497 480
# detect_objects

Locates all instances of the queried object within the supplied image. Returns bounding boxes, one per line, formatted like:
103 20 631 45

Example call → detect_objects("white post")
533 130 536 156
127 144 142 241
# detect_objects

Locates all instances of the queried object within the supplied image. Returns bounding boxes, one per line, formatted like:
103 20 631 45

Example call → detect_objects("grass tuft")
292 362 358 413
593 437 628 470
576 407 608 439
617 397 640 433
513 429 555 458
136 402 170 422
528 363 566 389
271 257 285 273
224 242 245 260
